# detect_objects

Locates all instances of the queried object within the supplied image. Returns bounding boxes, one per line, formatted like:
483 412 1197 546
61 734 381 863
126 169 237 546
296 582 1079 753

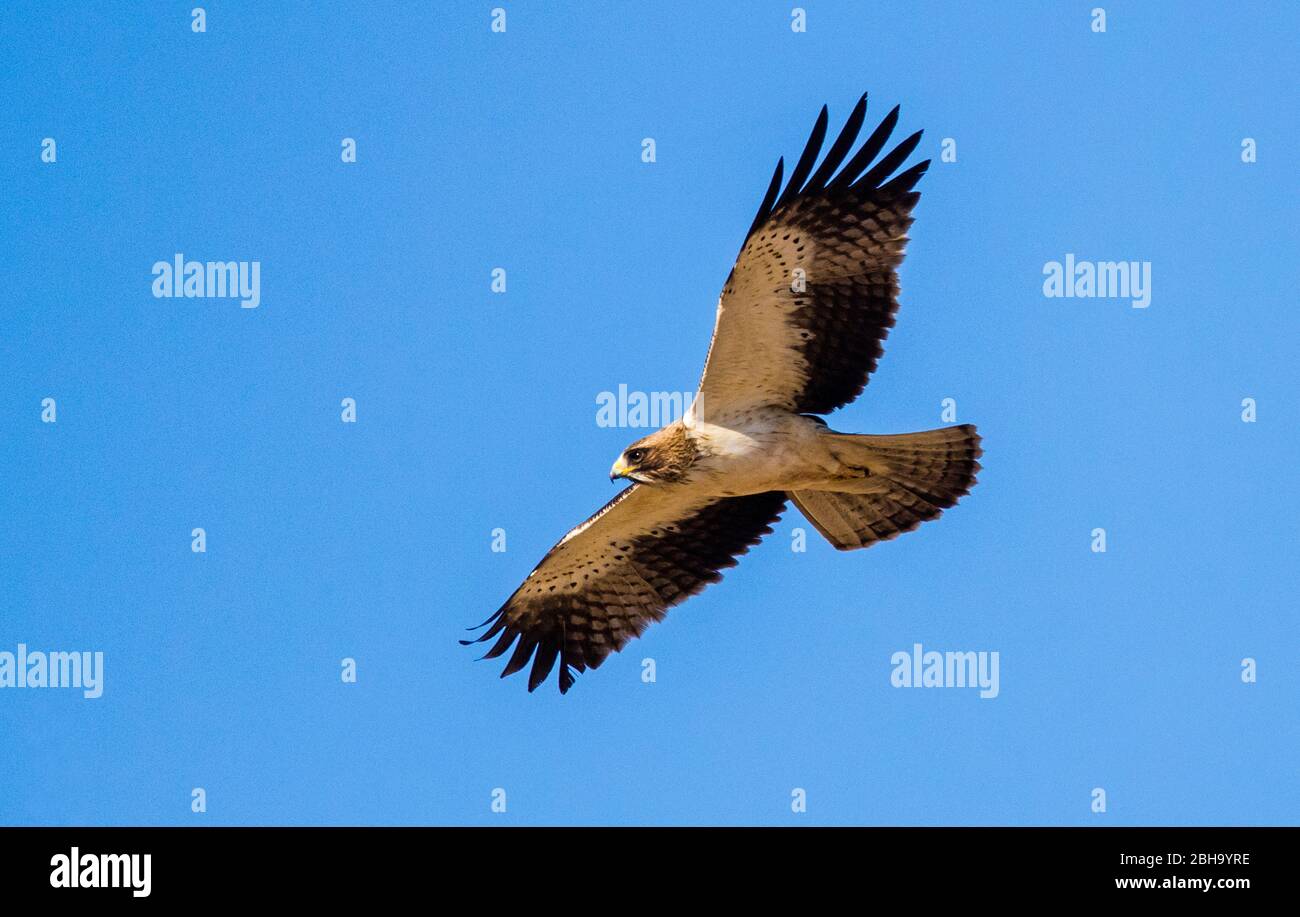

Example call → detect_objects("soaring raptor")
466 93 982 693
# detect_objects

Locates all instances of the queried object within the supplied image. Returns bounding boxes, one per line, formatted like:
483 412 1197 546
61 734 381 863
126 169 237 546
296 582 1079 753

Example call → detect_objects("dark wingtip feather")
742 96 927 246
467 607 504 631
832 103 900 189
774 103 829 210
806 93 868 192
527 637 561 692
745 156 784 240
462 610 509 647
878 158 930 197
855 129 924 189
480 627 517 661
499 635 538 677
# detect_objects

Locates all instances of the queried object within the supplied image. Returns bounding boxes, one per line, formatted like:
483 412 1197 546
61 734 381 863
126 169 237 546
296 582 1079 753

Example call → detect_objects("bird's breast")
686 412 824 495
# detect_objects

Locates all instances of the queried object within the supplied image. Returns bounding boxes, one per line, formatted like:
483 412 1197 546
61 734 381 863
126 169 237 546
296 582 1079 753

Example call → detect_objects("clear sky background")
2 2 1296 826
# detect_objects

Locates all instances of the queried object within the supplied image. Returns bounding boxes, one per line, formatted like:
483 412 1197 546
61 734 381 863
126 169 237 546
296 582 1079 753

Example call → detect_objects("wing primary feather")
745 156 784 239
774 104 828 209
832 104 900 189
466 607 504 631
461 609 509 645
500 634 539 677
559 661 576 694
555 619 576 693
805 93 867 192
528 635 561 692
854 129 924 189
479 627 518 661
877 158 930 197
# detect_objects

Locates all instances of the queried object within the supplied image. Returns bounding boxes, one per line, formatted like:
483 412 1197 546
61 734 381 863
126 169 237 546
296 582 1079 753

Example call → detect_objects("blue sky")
1 2 1296 825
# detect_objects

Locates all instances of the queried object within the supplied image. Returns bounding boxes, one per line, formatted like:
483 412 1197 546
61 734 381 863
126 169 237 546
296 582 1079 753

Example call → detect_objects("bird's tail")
789 424 982 551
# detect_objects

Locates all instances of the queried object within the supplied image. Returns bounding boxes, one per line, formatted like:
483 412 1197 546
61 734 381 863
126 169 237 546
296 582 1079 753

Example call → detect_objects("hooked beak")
610 457 629 482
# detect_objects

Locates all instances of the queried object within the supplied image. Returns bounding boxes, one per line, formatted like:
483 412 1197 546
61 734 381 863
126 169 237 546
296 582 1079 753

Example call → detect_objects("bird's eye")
627 449 646 464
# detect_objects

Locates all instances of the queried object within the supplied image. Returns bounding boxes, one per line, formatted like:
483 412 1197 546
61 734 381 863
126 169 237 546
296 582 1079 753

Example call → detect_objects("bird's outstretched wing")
465 485 786 693
695 94 928 422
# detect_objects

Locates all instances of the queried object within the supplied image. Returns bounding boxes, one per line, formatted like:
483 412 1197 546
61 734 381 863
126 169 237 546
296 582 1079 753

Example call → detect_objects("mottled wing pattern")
696 94 928 420
465 485 786 693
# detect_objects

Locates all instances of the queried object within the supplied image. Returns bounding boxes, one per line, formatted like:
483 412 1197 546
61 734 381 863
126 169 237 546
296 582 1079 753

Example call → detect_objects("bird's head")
610 424 695 485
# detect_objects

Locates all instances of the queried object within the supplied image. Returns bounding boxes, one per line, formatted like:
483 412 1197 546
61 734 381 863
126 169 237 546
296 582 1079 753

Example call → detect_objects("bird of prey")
466 92 981 693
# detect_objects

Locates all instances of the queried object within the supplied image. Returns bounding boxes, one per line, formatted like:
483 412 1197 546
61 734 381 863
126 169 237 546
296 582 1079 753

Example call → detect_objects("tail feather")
790 424 981 551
